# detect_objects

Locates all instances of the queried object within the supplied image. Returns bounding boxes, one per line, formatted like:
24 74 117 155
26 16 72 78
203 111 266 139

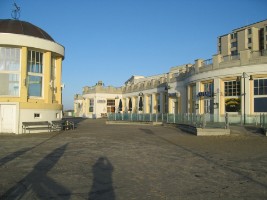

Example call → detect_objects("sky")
0 0 266 110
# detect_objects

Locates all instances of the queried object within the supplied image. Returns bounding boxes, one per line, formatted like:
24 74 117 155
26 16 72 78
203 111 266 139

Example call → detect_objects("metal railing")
108 113 267 129
260 113 267 130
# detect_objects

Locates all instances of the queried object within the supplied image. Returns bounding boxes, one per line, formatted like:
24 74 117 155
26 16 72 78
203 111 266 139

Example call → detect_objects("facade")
218 19 267 56
75 19 267 122
74 81 122 118
0 19 65 134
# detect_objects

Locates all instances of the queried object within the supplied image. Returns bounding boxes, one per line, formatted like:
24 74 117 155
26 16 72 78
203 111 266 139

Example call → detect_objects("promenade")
0 118 267 200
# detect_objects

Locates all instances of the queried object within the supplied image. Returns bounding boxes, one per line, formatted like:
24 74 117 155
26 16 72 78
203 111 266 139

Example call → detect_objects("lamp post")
237 72 253 125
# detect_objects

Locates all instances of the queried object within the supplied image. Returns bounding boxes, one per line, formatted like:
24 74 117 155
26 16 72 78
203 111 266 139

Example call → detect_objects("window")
204 82 213 93
231 33 237 39
157 95 160 112
27 50 43 97
89 99 94 112
107 99 115 113
148 95 152 113
231 41 237 48
231 50 238 56
164 94 168 113
34 113 40 118
248 38 252 44
248 28 252 34
254 98 267 112
224 81 241 96
254 79 267 95
254 79 267 112
225 98 241 112
0 47 20 96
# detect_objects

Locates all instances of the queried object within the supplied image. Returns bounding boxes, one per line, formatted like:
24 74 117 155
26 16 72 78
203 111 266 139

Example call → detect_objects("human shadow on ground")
0 147 33 167
88 157 115 200
1 143 71 200
0 132 61 167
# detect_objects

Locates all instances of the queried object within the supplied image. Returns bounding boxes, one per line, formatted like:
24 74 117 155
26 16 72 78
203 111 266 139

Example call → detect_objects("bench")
51 120 75 131
22 121 52 134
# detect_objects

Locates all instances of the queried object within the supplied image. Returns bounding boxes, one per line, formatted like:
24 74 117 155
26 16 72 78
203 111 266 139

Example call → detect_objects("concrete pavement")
1 118 267 199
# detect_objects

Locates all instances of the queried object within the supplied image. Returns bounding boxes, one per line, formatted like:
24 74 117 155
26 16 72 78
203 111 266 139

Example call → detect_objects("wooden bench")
22 121 52 134
51 120 75 131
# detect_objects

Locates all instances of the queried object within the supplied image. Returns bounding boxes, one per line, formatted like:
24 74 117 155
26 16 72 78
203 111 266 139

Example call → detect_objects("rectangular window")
248 38 252 44
157 95 160 112
231 50 238 56
231 41 237 48
148 95 152 113
0 47 20 96
28 76 42 97
34 113 40 118
254 97 267 112
231 33 237 39
27 50 43 97
248 28 252 35
164 94 168 113
89 99 94 112
224 81 241 96
27 51 43 73
225 98 241 112
254 79 267 95
107 99 115 113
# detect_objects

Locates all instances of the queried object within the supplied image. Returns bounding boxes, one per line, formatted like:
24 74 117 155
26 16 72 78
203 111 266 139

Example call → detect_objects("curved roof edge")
0 19 54 41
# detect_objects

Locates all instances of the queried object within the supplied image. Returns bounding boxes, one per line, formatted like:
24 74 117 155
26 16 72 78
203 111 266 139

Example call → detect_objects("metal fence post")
202 114 206 128
225 113 229 129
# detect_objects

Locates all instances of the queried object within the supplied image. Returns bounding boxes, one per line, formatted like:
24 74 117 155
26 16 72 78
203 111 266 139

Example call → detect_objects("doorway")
0 105 16 133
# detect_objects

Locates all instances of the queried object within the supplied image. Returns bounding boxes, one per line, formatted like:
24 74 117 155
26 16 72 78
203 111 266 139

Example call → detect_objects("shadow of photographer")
88 157 115 200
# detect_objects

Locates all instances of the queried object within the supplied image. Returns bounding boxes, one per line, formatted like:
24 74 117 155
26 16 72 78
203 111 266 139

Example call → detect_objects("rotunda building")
0 19 65 134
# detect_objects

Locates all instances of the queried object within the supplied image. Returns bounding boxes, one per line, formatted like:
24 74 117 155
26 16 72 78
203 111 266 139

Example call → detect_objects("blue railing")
108 113 267 129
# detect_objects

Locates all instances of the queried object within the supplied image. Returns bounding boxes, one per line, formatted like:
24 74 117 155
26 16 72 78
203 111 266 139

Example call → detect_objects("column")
213 78 221 120
195 82 202 114
20 47 28 102
55 57 63 105
44 52 52 104
151 93 157 113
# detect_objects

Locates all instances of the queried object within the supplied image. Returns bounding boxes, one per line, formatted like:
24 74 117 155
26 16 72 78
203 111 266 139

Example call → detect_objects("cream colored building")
218 19 267 56
75 19 267 123
74 81 122 118
0 19 64 134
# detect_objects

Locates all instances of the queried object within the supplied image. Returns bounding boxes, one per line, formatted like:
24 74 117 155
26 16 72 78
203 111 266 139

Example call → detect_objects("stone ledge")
177 124 230 136
106 121 163 126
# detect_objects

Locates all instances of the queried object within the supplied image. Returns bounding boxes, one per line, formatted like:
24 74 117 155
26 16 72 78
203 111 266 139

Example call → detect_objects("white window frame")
0 47 21 97
27 50 44 98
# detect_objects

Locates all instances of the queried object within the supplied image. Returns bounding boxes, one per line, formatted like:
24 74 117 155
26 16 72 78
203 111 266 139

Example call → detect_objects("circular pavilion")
0 19 65 134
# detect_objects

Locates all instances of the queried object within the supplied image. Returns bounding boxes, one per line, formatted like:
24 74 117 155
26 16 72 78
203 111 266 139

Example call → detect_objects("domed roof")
0 19 54 41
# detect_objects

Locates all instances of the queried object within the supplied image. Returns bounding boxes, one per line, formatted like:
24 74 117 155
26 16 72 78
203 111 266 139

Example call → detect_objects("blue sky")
1 0 266 109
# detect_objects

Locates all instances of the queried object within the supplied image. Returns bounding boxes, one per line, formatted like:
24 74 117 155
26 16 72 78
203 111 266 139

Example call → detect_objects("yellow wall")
0 46 63 111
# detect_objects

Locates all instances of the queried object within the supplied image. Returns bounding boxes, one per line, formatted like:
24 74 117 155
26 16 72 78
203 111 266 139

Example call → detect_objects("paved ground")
0 118 267 200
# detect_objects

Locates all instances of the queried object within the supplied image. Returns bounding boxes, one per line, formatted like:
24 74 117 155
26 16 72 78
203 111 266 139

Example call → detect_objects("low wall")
177 124 230 136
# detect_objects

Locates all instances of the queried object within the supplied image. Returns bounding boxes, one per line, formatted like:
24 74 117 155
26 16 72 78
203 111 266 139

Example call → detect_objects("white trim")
0 33 64 57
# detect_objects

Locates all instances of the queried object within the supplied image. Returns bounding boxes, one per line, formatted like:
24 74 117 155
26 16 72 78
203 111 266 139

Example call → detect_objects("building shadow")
88 157 115 200
1 143 71 200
